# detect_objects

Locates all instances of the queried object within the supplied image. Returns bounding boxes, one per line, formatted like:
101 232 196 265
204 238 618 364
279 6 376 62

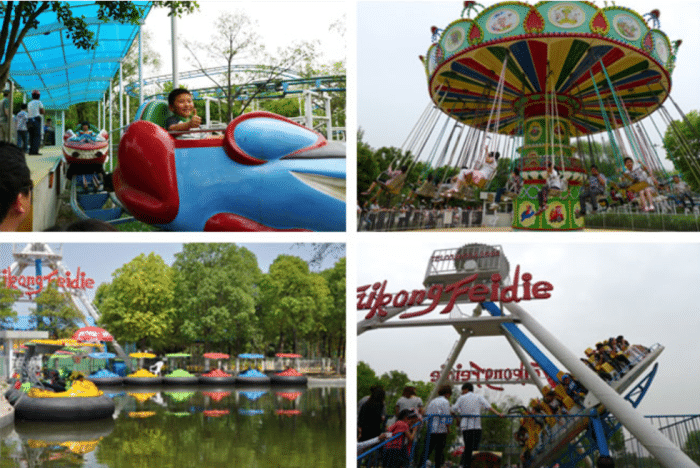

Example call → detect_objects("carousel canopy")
426 2 676 137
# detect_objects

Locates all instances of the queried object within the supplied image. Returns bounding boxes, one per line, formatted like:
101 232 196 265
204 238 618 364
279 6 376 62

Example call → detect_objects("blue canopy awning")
9 1 152 110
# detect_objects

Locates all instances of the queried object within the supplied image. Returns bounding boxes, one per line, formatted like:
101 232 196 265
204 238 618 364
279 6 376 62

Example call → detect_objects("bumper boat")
14 380 115 422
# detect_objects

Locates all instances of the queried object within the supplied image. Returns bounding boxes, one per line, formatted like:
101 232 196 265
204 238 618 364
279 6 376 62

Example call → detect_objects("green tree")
684 429 700 465
0 1 198 93
0 283 20 324
358 361 380 402
357 128 379 195
259 255 331 354
319 257 346 359
662 110 700 191
379 369 411 414
94 253 176 351
30 283 82 338
171 243 261 355
182 10 316 121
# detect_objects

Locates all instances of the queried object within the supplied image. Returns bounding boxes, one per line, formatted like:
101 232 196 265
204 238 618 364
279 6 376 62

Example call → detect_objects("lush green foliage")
30 283 83 338
662 110 700 192
94 245 344 357
95 253 177 350
171 244 261 355
0 284 21 323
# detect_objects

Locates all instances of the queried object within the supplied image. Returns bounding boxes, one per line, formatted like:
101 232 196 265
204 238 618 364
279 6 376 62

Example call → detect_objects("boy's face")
170 93 194 118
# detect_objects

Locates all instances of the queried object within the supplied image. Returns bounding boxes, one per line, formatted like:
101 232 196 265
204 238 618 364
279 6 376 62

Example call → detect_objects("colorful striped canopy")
426 2 675 137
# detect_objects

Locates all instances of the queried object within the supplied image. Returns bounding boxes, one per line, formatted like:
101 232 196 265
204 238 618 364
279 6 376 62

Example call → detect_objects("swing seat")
415 181 438 198
381 173 407 195
628 181 650 193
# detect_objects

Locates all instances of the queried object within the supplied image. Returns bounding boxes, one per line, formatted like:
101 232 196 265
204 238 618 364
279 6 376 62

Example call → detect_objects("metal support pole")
205 98 211 128
138 27 144 105
119 62 124 135
427 330 471 402
109 85 113 172
171 9 179 89
325 93 332 140
304 91 313 130
504 301 700 468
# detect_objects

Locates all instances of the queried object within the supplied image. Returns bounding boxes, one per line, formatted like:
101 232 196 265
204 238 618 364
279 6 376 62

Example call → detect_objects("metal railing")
358 208 483 232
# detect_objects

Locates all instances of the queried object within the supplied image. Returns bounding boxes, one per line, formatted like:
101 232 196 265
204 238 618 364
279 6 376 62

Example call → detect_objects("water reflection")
2 386 345 467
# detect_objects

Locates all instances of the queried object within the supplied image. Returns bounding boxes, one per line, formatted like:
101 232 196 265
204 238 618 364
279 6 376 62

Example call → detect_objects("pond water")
1 385 345 467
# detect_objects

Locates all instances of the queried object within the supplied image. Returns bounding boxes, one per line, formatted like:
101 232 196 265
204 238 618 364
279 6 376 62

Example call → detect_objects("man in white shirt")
27 90 44 155
451 382 503 468
424 385 453 468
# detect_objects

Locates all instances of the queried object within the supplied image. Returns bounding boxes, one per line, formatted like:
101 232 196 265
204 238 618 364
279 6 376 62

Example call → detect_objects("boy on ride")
165 88 201 134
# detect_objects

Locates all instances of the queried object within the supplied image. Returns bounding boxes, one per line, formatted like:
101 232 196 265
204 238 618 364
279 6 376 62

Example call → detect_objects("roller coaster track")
125 65 345 100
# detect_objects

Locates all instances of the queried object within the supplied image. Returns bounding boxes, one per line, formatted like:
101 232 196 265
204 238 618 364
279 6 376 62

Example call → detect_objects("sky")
356 235 700 417
357 1 700 172
139 2 346 92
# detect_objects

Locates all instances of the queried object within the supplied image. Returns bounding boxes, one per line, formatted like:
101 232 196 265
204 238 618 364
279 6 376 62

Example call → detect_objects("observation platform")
423 244 510 295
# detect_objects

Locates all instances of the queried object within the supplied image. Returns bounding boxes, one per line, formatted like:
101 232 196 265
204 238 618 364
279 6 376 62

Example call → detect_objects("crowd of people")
358 382 505 468
359 154 698 229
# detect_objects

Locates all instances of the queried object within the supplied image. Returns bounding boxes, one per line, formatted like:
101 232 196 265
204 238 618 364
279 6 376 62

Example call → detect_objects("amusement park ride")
385 1 694 230
357 244 698 468
2 244 132 382
62 79 346 231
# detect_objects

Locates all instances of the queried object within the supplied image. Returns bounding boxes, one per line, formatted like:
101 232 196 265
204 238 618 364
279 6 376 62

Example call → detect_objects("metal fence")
358 208 483 232
357 413 700 468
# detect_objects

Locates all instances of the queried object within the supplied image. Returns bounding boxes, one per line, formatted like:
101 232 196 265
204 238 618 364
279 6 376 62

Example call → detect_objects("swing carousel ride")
401 1 686 230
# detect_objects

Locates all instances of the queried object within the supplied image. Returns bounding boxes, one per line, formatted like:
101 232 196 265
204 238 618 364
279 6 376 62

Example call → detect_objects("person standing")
451 382 504 468
0 90 10 142
15 104 29 153
577 164 607 216
424 385 453 468
27 90 44 155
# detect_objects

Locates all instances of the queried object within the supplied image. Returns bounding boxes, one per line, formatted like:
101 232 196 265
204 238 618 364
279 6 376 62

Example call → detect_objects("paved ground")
0 383 14 429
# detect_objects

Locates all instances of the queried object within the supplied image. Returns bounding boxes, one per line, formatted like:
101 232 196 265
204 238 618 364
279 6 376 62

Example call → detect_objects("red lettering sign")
358 265 553 319
429 361 543 391
2 267 96 297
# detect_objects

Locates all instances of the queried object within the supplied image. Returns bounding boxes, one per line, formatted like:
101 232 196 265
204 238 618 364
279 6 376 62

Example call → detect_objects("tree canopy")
258 255 333 355
171 244 261 355
94 253 176 351
662 109 700 191
30 283 82 339
93 245 344 358
0 283 21 325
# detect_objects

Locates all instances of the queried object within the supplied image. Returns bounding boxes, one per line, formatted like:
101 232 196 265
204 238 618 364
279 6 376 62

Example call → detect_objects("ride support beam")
427 330 471 403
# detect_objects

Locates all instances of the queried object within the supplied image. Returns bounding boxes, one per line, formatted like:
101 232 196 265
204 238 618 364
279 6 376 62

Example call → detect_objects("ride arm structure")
357 296 696 468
